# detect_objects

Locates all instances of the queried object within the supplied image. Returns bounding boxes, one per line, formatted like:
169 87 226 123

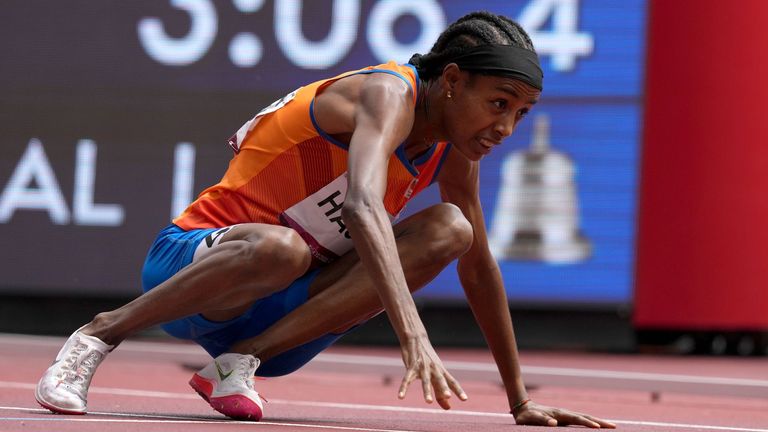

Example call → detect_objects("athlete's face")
443 72 540 161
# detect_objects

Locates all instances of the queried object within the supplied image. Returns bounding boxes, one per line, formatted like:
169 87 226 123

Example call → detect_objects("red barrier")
634 0 768 331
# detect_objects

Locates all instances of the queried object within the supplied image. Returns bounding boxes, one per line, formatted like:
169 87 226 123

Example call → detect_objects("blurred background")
1 0 766 356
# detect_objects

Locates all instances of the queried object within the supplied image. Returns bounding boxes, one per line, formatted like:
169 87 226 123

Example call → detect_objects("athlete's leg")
38 223 311 416
37 204 468 416
83 224 312 346
229 203 474 359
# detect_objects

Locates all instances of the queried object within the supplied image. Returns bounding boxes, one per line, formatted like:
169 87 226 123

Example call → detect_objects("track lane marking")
3 386 768 432
0 405 416 431
4 333 766 391
610 420 768 432
319 353 768 388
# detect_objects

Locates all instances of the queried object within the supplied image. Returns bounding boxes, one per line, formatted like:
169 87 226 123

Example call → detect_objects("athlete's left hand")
513 401 616 428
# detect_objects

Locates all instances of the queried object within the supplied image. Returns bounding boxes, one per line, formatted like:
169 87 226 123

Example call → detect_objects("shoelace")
237 357 269 403
55 341 87 381
237 357 258 391
75 351 103 385
55 340 102 396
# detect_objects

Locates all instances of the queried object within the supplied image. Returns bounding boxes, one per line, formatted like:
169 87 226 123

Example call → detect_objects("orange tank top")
174 62 452 264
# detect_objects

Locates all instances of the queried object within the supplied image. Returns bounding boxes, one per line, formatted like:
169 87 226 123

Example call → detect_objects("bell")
488 115 591 264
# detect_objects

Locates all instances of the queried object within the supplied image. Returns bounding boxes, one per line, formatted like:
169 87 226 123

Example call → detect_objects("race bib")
279 172 394 265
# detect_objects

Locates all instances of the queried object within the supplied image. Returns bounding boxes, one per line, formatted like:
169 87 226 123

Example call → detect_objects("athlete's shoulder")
361 61 419 102
319 62 418 109
362 61 419 78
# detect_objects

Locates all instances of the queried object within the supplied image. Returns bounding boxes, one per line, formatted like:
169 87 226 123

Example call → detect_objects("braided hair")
409 11 536 81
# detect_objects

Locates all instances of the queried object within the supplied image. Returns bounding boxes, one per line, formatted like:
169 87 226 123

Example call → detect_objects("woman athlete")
36 11 614 428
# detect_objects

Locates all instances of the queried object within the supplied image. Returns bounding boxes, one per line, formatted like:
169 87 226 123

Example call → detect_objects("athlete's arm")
315 73 465 408
437 150 615 428
344 75 419 346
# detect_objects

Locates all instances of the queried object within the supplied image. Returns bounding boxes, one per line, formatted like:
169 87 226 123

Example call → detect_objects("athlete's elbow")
341 195 381 226
341 199 371 224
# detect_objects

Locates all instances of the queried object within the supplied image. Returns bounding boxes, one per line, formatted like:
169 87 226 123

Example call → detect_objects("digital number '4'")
518 0 594 72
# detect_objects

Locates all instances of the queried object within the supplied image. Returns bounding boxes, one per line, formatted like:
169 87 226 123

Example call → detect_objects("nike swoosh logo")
215 362 234 381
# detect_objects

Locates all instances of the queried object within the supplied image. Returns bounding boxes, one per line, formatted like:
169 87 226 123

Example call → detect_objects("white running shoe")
35 327 113 414
189 353 264 421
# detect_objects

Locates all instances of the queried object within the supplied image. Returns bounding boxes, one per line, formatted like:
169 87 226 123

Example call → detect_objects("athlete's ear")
440 63 462 96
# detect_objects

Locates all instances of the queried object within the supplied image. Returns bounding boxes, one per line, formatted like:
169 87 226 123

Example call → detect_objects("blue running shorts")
141 224 347 377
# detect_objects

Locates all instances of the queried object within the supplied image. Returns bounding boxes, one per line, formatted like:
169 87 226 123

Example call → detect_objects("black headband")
450 44 543 91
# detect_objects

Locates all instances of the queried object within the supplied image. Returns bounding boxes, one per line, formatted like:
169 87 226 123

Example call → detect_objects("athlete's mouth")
476 137 499 153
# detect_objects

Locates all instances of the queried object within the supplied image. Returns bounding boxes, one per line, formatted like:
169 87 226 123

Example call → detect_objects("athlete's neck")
405 80 444 160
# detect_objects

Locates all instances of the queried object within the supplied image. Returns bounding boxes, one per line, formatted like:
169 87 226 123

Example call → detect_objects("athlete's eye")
517 108 530 119
493 99 508 109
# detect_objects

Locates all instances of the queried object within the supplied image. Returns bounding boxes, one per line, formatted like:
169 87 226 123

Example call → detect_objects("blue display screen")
0 0 646 303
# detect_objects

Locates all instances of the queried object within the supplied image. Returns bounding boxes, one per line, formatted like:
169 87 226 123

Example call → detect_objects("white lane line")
2 403 768 432
0 406 415 431
0 418 416 432
0 381 199 400
1 382 492 416
610 420 768 432
317 353 768 389
5 333 767 392
523 366 768 387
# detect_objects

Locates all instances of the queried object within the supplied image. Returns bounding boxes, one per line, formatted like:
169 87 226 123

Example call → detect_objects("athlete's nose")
494 113 516 139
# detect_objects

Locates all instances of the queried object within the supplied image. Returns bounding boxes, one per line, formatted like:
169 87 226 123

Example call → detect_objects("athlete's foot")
189 353 264 421
35 326 113 414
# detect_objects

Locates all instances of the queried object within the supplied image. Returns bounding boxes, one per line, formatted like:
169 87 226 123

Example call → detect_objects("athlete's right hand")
397 335 468 409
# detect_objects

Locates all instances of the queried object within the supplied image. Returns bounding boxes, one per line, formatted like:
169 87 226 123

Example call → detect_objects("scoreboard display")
0 0 646 304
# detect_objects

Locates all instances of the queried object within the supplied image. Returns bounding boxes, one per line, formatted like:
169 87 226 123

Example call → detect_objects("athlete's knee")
443 203 474 251
219 228 311 287
237 229 310 281
427 203 474 259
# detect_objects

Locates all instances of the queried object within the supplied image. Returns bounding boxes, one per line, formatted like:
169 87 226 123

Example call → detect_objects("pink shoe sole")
189 374 263 421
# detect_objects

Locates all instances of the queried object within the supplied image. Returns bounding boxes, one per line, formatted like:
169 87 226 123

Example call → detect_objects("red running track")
1 333 767 431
